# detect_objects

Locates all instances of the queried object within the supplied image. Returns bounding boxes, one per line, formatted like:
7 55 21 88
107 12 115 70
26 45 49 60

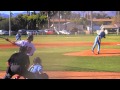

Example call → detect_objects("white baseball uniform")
15 40 36 56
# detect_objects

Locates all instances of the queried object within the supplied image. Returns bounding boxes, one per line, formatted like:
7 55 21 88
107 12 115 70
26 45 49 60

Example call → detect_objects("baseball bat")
0 36 7 39
0 36 11 43
0 36 16 45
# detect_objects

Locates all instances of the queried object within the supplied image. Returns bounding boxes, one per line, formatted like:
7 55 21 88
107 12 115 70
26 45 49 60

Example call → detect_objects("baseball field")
0 34 120 79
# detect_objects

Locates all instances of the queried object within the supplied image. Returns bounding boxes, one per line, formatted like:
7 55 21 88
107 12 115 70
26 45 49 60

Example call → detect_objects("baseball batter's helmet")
27 35 33 41
33 57 41 64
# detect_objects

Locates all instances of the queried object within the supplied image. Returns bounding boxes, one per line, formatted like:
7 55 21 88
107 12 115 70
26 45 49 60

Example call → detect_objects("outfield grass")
0 34 120 72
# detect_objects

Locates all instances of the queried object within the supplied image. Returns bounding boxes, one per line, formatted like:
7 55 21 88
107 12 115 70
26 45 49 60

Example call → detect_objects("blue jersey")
100 31 105 38
28 64 43 74
16 33 21 38
95 31 105 42
16 33 21 40
92 31 106 53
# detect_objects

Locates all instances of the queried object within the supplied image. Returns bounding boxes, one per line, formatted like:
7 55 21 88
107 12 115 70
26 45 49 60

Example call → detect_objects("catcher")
14 57 49 79
3 46 35 79
28 57 49 79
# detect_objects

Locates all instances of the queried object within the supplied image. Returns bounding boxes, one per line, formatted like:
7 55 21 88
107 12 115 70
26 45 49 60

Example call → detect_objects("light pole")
64 12 67 30
9 11 11 36
47 11 50 29
27 11 30 30
90 11 93 34
58 11 61 31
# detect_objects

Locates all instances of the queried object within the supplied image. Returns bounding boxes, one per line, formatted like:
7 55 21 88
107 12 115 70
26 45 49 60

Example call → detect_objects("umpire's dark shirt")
8 52 30 68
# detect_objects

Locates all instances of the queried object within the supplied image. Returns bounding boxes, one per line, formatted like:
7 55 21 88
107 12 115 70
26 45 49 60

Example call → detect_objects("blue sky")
0 11 114 14
0 11 116 17
0 11 29 14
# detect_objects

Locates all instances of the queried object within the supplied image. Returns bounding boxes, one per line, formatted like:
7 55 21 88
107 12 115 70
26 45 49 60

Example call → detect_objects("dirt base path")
0 71 120 79
64 49 120 56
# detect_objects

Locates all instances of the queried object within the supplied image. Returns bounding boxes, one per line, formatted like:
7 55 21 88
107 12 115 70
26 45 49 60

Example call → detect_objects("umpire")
3 46 35 79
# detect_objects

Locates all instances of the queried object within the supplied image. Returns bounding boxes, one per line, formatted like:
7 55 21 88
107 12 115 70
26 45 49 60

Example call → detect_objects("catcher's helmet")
27 35 33 41
33 57 41 64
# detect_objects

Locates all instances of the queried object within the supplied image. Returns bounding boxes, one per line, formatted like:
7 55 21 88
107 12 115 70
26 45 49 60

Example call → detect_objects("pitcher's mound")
64 49 120 56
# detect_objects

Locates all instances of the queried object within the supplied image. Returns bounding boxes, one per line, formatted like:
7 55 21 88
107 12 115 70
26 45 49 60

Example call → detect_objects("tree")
22 14 29 29
47 11 58 28
70 12 80 19
0 16 5 21
60 11 71 19
27 15 36 29
36 13 47 29
92 11 108 19
14 14 28 29
115 11 120 24
0 18 9 30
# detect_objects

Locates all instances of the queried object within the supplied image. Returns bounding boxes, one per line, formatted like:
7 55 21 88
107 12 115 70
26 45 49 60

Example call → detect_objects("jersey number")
27 47 32 53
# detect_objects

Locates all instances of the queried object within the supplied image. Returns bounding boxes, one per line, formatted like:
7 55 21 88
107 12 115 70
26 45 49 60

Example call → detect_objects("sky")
0 11 31 14
0 11 116 17
0 11 114 14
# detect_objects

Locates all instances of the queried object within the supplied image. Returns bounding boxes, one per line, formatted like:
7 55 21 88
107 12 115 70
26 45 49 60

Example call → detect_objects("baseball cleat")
92 50 94 54
97 52 100 54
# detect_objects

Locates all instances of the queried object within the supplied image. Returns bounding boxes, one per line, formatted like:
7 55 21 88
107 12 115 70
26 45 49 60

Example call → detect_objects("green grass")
0 34 120 72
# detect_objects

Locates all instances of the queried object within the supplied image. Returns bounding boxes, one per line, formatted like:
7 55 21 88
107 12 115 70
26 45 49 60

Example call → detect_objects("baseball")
14 51 16 53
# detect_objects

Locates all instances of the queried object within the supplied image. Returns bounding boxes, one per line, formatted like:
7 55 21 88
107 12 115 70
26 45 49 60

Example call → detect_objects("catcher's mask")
33 57 41 64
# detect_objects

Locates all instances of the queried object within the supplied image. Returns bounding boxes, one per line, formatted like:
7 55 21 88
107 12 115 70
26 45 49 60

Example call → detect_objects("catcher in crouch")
28 57 49 79
14 57 49 79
